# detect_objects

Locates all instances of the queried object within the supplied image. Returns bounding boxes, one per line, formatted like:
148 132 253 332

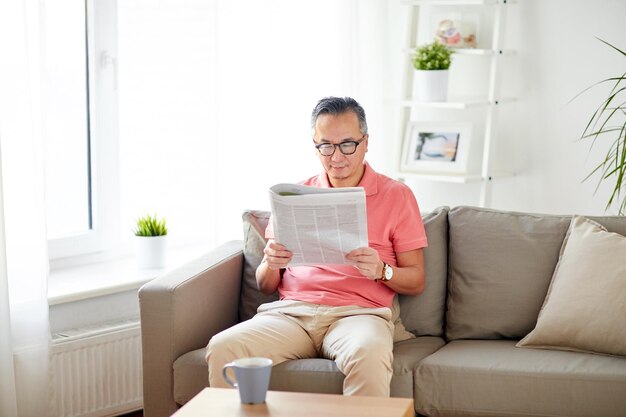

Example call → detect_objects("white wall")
508 0 625 216
210 0 390 243
386 0 625 216
114 0 626 252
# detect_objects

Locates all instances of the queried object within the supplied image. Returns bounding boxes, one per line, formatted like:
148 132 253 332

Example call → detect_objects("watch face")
384 264 393 280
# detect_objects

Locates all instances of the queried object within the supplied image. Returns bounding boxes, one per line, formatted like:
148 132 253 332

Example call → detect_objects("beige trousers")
206 299 394 397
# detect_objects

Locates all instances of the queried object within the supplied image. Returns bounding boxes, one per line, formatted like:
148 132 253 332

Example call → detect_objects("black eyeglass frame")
314 134 367 156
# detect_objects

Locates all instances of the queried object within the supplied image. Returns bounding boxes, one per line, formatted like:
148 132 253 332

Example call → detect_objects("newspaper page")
269 183 368 266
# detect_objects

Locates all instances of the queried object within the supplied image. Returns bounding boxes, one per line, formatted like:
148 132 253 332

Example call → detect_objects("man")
206 96 427 397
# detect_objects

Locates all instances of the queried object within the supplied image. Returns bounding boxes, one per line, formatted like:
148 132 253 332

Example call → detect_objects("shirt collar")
317 161 378 196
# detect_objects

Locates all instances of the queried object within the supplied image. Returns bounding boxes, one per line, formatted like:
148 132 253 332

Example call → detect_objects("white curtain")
0 0 51 416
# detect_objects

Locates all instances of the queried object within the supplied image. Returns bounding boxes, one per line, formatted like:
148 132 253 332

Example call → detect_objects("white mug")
222 357 273 404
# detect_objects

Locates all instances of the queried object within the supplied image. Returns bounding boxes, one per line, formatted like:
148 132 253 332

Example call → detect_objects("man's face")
313 111 368 188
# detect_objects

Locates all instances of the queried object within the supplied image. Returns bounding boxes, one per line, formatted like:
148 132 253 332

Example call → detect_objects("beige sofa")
139 206 626 417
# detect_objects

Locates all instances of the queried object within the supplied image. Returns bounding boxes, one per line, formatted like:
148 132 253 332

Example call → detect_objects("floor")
118 410 143 417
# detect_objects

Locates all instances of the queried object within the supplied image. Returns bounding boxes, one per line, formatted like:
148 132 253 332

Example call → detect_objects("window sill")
48 244 212 306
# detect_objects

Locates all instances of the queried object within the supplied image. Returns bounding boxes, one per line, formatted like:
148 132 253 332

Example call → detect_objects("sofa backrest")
239 207 450 339
240 206 626 342
399 206 449 337
445 206 626 341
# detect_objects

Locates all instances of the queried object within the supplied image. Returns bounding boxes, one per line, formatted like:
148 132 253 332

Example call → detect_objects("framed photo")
431 12 479 49
400 122 472 174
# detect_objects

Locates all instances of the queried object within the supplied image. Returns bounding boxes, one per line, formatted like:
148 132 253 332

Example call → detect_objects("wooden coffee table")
172 387 414 417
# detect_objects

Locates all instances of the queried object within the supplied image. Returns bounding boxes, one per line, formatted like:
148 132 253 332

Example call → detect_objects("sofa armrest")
138 240 244 417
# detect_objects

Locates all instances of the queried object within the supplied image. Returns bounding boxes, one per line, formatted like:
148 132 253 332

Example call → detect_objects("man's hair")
310 96 368 136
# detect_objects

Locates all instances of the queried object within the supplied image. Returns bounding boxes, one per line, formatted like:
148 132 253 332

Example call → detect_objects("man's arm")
386 249 425 295
346 247 425 296
255 240 293 294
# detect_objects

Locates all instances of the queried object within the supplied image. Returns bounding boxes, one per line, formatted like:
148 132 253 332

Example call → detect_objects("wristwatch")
379 262 393 282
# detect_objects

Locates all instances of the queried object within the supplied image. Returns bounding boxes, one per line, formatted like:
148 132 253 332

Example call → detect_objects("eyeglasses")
314 135 366 156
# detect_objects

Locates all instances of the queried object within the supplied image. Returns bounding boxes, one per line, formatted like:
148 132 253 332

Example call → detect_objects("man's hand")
346 247 383 280
262 240 293 270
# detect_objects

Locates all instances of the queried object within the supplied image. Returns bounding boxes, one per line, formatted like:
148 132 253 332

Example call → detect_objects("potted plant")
576 38 625 214
134 213 168 269
412 40 454 102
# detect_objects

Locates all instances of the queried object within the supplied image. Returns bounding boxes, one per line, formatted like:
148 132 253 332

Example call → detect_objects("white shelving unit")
395 0 516 207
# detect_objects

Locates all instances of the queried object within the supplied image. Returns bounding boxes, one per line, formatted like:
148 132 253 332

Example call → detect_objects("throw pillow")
239 209 415 342
517 216 626 356
239 210 279 322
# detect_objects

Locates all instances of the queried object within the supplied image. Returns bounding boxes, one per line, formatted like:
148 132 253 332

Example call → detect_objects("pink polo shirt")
266 162 428 308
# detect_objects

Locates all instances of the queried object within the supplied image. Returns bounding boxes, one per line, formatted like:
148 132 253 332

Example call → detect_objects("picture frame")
430 12 479 49
400 122 472 174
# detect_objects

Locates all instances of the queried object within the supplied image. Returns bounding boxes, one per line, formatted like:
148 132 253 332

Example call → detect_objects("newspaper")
269 183 369 266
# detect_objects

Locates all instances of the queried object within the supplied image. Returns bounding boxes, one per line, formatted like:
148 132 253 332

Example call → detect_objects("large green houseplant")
576 39 626 214
412 41 454 102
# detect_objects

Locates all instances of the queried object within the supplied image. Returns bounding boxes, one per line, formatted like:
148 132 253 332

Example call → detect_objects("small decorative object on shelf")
412 41 454 102
400 121 472 175
435 18 477 49
134 213 168 269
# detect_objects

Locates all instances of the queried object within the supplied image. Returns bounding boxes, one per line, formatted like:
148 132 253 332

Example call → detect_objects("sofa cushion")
389 336 446 398
174 336 446 404
517 216 626 356
270 337 446 398
239 210 279 322
415 339 626 417
399 206 449 337
173 348 213 405
446 207 626 341
268 359 344 395
446 207 572 340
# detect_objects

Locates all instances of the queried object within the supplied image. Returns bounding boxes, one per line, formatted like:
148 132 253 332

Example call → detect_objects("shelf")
402 0 515 5
396 0 516 207
453 48 516 56
481 170 516 181
403 48 515 56
397 172 483 184
401 98 487 109
396 170 515 184
400 96 516 109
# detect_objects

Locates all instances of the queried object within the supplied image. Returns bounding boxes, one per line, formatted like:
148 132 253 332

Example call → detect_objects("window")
44 0 386 268
45 0 119 263
43 0 91 240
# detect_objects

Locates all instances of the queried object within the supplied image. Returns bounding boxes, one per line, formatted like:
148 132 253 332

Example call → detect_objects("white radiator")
50 320 143 417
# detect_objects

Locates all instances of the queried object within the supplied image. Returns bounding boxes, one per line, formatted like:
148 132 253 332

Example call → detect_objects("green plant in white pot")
575 39 626 214
134 213 168 269
413 41 454 102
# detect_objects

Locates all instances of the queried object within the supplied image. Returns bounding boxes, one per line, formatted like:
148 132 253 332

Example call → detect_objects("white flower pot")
136 235 167 269
414 69 449 102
